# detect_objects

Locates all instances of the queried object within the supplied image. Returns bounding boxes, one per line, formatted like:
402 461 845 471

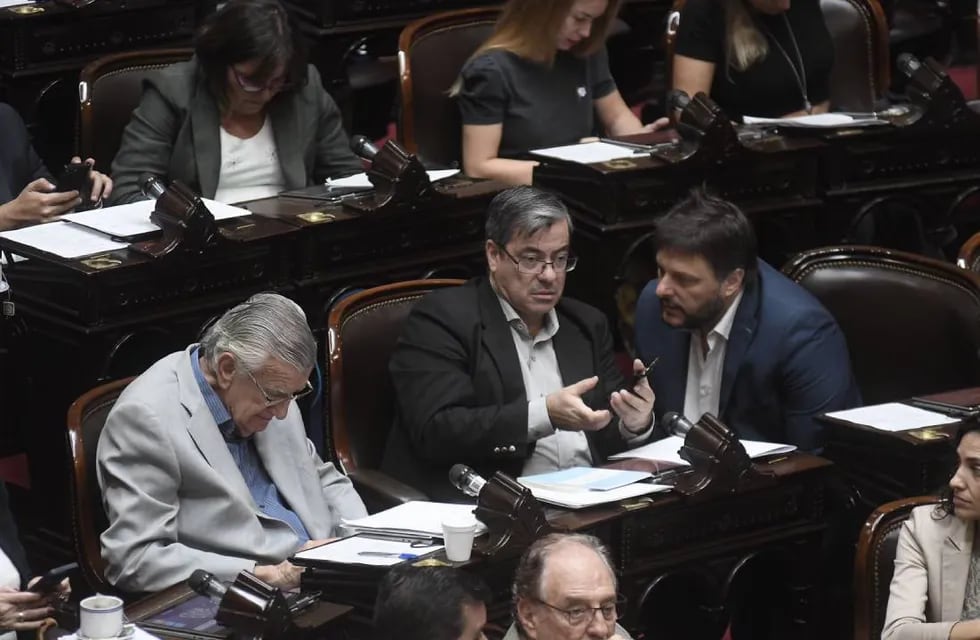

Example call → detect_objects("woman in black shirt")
673 0 834 120
457 0 668 185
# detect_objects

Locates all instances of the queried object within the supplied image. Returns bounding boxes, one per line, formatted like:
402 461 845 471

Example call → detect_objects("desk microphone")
449 464 487 498
139 174 166 200
188 569 228 603
350 135 380 161
897 53 921 78
661 411 697 437
667 89 691 112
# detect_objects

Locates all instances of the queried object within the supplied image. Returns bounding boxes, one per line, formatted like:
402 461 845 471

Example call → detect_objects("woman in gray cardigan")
109 0 363 205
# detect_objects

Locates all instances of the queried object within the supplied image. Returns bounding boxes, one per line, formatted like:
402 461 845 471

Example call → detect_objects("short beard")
668 295 727 333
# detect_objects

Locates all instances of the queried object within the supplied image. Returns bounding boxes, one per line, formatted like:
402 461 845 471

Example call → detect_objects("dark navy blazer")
0 103 51 206
634 259 861 452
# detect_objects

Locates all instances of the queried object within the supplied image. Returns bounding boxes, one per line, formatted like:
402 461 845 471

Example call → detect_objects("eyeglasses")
498 245 578 275
242 367 313 407
231 67 289 94
531 595 625 627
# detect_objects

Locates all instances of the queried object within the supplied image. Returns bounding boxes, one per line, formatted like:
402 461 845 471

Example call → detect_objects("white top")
682 292 744 422
0 546 20 640
214 117 285 204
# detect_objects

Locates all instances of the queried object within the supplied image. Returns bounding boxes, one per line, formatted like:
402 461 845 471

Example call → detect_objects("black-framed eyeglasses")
231 66 289 94
498 244 578 275
531 594 625 627
242 367 313 407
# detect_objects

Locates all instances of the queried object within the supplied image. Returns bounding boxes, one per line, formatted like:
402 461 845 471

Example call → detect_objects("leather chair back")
327 279 464 474
67 378 133 594
783 245 980 405
853 496 940 640
398 8 499 168
663 0 888 112
78 48 193 169
820 0 890 111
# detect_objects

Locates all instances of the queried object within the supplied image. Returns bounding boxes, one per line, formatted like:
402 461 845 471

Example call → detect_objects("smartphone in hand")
28 562 77 593
55 163 94 210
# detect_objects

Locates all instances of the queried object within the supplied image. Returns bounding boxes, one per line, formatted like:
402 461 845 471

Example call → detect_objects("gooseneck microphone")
349 134 380 161
667 89 691 112
188 569 228 603
661 411 697 437
897 53 921 78
449 464 487 498
139 174 166 200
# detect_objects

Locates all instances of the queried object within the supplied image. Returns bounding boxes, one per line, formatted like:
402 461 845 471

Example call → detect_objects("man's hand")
546 376 612 432
0 178 79 230
70 156 113 203
639 117 670 133
299 538 336 552
0 587 53 632
610 358 655 434
253 560 303 590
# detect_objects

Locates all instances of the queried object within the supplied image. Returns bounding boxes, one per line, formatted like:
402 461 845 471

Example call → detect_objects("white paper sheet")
292 536 443 567
519 481 671 509
341 501 487 539
608 435 796 464
824 402 959 432
61 198 251 239
0 1 35 8
0 221 128 259
519 467 652 492
529 141 642 164
326 169 459 189
743 113 883 128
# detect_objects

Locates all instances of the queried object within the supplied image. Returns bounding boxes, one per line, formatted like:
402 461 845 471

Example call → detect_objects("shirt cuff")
619 415 653 444
527 397 555 441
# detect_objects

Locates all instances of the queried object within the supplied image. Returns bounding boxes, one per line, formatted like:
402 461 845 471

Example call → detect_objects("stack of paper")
61 198 251 239
823 403 959 432
743 113 885 128
326 169 459 189
0 221 129 259
529 141 641 164
608 436 796 465
293 536 443 567
520 467 652 491
340 501 487 539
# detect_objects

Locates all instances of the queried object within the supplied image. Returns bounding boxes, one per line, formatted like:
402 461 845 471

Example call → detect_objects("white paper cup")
442 516 478 562
79 594 124 639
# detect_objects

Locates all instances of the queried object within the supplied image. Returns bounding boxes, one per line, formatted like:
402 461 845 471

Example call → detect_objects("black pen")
627 357 659 397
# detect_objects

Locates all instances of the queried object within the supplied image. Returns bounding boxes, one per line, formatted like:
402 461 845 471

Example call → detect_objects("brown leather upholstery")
66 378 133 594
397 8 499 168
663 0 888 112
783 245 980 405
853 496 940 640
957 230 980 274
78 48 193 169
326 279 465 511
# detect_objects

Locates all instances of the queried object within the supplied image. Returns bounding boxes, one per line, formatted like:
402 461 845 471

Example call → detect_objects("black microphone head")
139 174 166 199
897 53 920 76
661 412 680 432
667 89 691 111
349 134 379 159
449 464 471 486
188 569 212 593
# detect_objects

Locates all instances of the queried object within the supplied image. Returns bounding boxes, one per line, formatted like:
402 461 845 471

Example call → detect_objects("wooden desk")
305 453 834 640
0 178 500 562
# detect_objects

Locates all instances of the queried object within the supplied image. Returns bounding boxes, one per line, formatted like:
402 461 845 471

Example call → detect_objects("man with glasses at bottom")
97 293 367 593
382 186 655 500
508 533 631 640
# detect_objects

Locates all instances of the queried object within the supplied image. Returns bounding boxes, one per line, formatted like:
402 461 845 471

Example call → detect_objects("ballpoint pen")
357 551 420 560
627 357 659 397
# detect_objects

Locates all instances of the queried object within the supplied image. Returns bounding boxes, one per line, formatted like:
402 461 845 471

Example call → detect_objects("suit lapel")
175 350 254 506
269 98 306 190
718 278 761 417
942 517 973 621
188 76 221 198
655 329 691 416
477 279 526 403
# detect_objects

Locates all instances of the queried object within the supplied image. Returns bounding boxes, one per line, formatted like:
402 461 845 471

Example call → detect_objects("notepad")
61 198 251 239
608 436 796 464
823 403 959 432
529 142 641 164
326 169 459 189
519 467 652 492
518 481 671 509
341 501 487 539
0 221 129 259
293 536 444 567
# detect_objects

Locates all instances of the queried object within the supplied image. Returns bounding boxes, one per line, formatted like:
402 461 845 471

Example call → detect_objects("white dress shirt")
0 548 20 640
682 292 744 422
214 117 285 204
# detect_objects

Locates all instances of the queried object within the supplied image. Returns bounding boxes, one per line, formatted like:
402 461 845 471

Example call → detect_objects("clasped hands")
545 359 655 434
0 577 69 632
254 538 336 590
0 157 112 231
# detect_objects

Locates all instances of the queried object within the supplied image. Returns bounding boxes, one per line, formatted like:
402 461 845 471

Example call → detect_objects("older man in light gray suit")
98 293 367 593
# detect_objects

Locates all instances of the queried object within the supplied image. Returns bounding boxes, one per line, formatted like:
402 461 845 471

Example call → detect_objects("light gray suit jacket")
108 59 362 204
882 505 974 640
97 345 367 592
501 622 632 639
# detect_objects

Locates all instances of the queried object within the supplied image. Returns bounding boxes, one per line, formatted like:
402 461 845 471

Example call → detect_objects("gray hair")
485 186 573 247
199 292 316 374
512 533 616 634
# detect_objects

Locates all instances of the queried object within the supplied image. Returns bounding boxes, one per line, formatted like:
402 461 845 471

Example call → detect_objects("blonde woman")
673 0 834 119
457 0 668 186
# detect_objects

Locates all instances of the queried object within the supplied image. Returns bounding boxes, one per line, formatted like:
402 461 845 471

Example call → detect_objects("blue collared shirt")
190 347 310 543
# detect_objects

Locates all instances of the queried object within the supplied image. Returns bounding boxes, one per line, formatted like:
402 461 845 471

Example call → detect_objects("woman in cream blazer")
882 421 980 640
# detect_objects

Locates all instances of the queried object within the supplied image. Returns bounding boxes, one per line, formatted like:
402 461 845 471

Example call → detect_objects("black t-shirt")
458 47 617 157
675 0 834 119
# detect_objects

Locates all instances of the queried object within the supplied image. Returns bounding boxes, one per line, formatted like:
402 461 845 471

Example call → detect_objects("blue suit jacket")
0 103 51 205
634 260 860 451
